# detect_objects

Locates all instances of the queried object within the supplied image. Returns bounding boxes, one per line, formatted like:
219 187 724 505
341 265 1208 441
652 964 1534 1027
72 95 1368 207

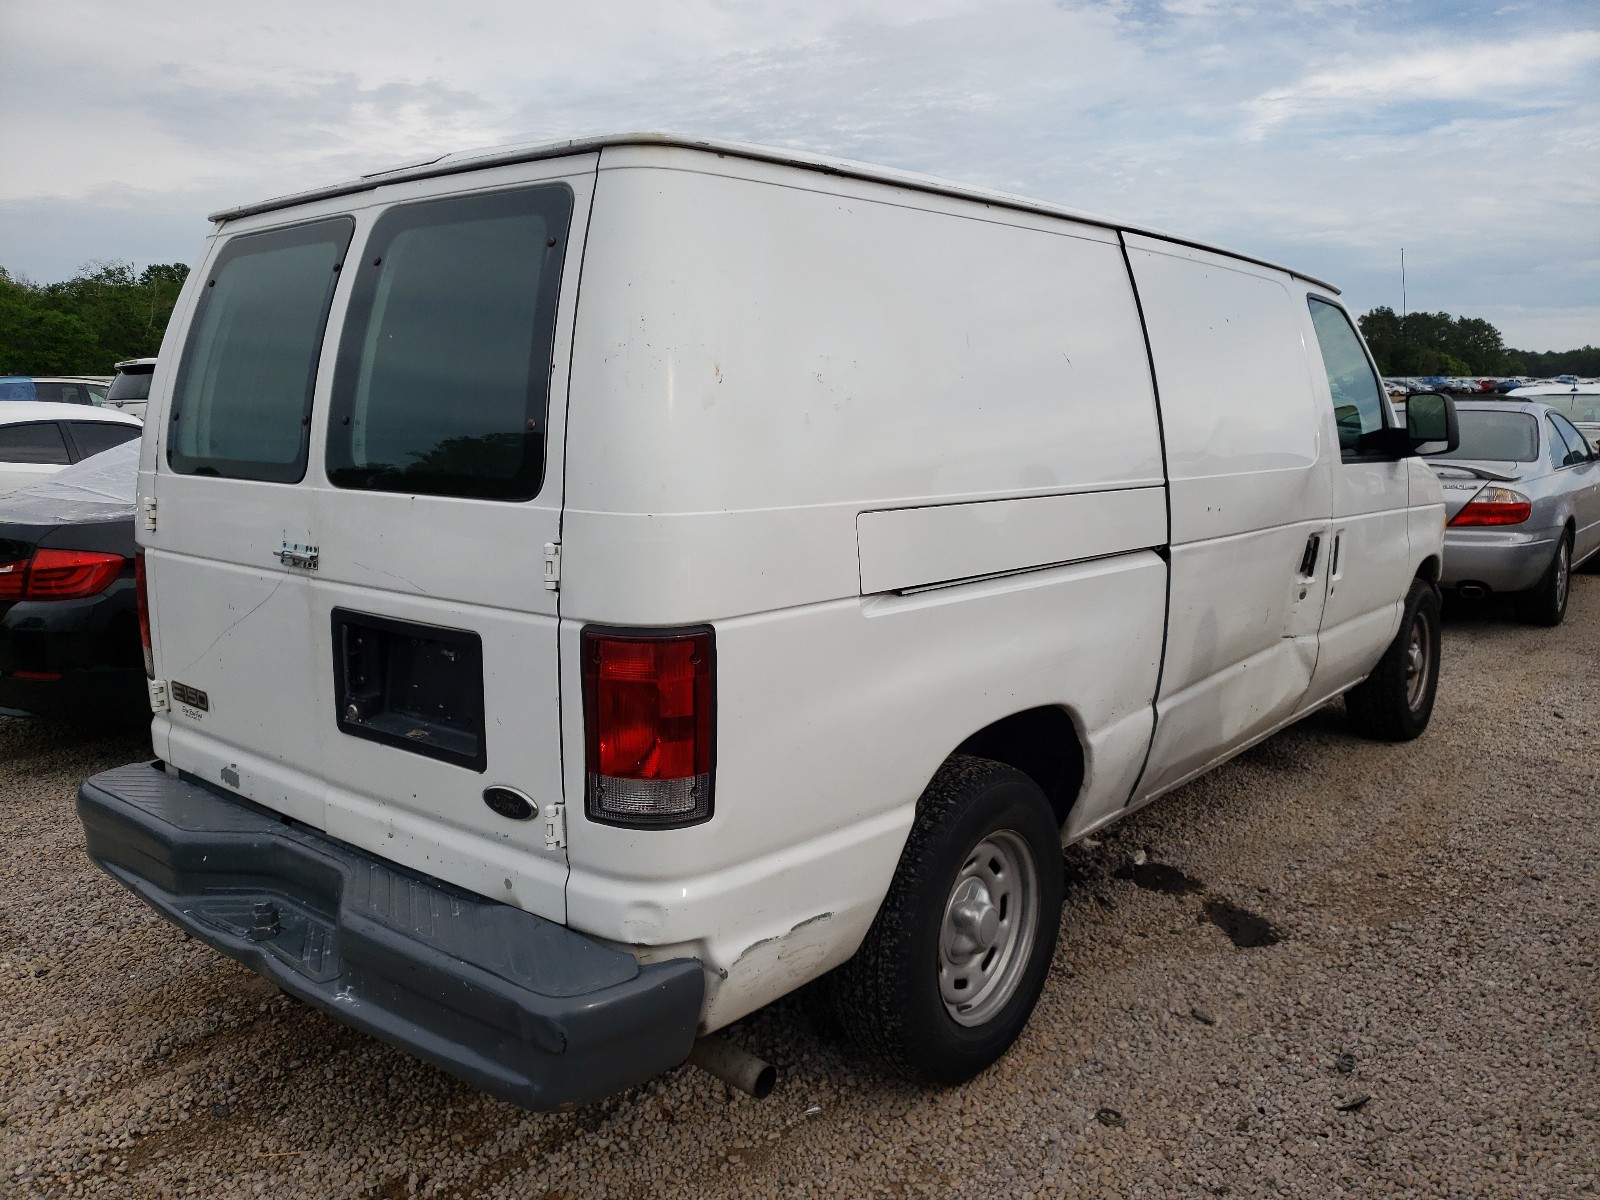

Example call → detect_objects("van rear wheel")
831 755 1062 1085
1344 577 1441 742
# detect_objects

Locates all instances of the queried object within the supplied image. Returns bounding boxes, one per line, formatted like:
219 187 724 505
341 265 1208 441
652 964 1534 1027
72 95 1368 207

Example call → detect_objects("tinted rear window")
0 422 71 465
169 218 354 482
69 422 141 458
325 185 572 500
107 367 154 402
1426 410 1539 462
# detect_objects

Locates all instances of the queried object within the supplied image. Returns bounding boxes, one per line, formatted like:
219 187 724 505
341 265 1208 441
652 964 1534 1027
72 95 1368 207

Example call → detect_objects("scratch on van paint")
173 578 285 676
734 912 833 965
352 561 423 592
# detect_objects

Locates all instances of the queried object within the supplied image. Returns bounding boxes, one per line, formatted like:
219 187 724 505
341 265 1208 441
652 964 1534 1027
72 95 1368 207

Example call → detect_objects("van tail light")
1449 487 1532 527
136 551 153 678
0 549 127 601
582 627 714 828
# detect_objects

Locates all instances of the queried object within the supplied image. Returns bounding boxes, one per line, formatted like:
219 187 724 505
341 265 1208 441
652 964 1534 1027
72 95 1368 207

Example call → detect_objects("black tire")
1344 577 1442 742
830 755 1063 1085
1515 532 1572 627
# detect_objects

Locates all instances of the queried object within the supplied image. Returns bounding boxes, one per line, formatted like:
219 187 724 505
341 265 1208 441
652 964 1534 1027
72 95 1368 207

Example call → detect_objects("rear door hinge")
148 679 170 713
543 542 561 591
542 802 567 851
141 497 157 532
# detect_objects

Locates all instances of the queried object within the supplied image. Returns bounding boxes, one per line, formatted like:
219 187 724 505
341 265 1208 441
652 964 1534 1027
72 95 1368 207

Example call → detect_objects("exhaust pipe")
687 1036 777 1099
1458 582 1488 599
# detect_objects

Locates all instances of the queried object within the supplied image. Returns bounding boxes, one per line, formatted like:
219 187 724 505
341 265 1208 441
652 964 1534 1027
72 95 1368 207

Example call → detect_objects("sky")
1 0 1596 351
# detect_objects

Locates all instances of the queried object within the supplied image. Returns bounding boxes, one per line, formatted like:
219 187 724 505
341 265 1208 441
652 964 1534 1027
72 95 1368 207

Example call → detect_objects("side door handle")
1298 534 1321 577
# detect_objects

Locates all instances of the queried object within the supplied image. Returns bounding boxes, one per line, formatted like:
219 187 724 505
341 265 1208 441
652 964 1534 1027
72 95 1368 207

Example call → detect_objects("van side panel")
1125 236 1334 799
563 146 1165 624
562 553 1165 1029
561 149 1166 1027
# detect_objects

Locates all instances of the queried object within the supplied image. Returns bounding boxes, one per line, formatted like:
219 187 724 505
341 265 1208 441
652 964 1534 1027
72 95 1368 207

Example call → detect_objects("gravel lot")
3 579 1596 1199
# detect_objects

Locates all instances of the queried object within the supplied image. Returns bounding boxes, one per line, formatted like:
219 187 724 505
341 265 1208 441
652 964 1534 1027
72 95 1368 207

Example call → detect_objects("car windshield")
107 367 154 402
1537 394 1600 424
1425 410 1539 462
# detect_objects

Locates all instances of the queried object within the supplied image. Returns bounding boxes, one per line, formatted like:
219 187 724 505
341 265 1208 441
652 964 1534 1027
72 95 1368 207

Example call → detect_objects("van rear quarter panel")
561 148 1166 1026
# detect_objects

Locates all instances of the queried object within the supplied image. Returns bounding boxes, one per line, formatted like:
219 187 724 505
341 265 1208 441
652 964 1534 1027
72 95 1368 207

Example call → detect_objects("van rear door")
145 157 595 921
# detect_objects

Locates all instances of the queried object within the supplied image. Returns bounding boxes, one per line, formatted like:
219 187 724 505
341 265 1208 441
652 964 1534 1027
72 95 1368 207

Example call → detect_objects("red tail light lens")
24 549 126 599
582 628 714 827
135 550 153 678
1449 486 1532 527
0 549 127 601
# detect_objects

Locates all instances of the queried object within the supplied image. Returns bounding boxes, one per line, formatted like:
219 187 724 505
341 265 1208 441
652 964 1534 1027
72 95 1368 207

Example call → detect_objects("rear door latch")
274 541 319 570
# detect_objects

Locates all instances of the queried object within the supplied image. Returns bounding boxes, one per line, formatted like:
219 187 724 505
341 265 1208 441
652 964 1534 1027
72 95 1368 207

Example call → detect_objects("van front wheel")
832 755 1063 1085
1344 577 1441 742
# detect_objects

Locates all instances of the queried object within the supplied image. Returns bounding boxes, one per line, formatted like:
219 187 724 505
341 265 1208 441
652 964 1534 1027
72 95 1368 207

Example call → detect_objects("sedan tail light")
582 627 714 828
0 549 128 601
1449 486 1532 527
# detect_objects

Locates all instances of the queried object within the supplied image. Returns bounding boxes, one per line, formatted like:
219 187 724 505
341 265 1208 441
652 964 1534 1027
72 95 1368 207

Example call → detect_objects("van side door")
1301 296 1415 698
1124 236 1333 799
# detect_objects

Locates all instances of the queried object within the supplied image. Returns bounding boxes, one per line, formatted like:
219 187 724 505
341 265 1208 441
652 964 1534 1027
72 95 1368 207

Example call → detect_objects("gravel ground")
2 579 1596 1199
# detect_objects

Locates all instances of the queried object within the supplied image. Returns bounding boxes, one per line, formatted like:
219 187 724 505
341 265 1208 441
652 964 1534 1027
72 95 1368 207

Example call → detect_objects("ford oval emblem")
483 786 535 821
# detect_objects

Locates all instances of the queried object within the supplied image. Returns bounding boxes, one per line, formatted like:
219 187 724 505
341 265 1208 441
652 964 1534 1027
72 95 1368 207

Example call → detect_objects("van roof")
209 132 1340 295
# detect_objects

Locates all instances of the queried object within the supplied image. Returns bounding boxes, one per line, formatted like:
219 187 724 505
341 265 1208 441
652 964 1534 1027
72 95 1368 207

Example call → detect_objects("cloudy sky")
2 0 1595 349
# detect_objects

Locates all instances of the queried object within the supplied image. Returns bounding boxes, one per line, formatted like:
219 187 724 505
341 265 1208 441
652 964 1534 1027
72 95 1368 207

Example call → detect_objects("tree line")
0 262 189 376
1 260 1594 380
1357 306 1598 378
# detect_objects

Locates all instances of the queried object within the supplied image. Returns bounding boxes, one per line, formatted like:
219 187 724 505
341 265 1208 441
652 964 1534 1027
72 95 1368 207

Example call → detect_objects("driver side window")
1307 297 1386 457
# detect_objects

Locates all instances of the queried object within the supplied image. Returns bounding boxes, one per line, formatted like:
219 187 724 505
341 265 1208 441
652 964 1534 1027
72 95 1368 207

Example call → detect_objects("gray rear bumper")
1440 528 1558 593
77 762 704 1111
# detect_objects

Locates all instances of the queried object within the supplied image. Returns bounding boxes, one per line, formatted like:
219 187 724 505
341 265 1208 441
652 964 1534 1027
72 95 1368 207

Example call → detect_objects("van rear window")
325 185 572 501
169 219 353 482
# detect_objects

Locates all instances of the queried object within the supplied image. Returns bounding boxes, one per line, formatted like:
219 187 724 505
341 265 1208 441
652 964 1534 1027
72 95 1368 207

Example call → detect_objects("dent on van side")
76 133 1451 1110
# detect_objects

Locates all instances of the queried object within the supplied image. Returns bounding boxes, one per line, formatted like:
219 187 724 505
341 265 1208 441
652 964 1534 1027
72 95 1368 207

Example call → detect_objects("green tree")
0 260 190 374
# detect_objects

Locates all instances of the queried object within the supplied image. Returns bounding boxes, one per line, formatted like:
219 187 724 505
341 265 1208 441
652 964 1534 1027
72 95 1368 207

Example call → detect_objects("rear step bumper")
77 761 705 1111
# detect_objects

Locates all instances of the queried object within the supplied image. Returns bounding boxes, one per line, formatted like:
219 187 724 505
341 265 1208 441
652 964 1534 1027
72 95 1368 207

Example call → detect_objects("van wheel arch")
952 706 1085 829
1415 555 1442 586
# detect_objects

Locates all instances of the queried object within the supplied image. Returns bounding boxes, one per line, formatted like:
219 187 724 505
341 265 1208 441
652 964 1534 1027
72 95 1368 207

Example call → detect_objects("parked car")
0 403 143 496
104 358 157 419
77 132 1456 1112
1506 383 1600 445
0 440 146 722
1421 399 1600 623
0 376 109 405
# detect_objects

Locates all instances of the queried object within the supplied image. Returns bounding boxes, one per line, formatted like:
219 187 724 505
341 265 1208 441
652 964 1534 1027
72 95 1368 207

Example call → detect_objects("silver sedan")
1422 399 1600 625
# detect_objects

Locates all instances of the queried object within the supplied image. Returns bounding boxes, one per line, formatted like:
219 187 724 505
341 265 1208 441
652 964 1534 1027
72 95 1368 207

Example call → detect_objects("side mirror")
1404 392 1459 455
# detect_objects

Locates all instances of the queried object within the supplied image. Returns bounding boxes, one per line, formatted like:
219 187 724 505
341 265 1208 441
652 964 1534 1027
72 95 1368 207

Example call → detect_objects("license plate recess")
332 609 486 772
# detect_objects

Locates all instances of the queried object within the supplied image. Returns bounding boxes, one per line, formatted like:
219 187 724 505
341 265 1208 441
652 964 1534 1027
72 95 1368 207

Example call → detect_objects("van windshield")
325 185 573 501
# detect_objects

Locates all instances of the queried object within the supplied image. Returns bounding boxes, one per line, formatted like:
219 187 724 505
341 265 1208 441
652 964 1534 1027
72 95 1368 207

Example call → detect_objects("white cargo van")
78 134 1457 1109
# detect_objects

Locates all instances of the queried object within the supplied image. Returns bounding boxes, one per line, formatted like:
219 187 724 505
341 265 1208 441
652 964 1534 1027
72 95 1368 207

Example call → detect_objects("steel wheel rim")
938 829 1039 1027
1404 608 1433 713
1556 542 1570 610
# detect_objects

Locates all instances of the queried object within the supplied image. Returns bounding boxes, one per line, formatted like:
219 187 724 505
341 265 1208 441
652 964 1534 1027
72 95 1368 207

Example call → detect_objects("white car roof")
0 401 143 425
1508 384 1599 398
208 130 1340 294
